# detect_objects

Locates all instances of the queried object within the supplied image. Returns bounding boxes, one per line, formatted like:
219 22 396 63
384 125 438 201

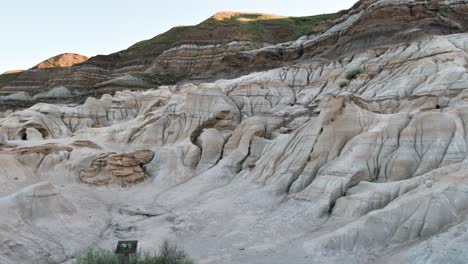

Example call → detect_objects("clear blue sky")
0 0 356 73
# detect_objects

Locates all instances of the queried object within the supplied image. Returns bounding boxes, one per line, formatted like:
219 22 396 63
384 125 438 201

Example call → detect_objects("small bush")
345 67 363 80
78 249 120 264
339 81 349 88
132 73 178 86
78 241 193 264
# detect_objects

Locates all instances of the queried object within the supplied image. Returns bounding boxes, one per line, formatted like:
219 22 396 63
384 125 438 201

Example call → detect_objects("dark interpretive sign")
115 240 138 255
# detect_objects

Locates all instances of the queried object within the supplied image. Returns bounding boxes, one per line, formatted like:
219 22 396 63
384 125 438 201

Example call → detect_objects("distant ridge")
210 11 288 21
32 53 88 70
2 70 25 75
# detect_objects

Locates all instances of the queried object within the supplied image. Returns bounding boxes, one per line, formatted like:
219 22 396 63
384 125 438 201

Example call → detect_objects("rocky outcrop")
145 41 266 79
33 86 72 99
79 150 154 185
222 0 468 75
33 53 88 70
70 140 101 149
12 144 73 156
1 53 89 92
0 89 166 140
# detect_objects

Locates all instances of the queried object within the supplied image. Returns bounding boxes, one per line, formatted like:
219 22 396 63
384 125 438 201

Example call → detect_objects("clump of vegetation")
345 67 364 81
78 249 120 264
132 73 178 86
78 241 193 264
339 81 349 88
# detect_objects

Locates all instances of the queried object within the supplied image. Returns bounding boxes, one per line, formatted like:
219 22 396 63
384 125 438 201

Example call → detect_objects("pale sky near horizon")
0 0 357 73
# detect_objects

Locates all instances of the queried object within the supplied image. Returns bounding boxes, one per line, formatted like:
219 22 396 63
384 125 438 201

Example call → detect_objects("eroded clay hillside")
1 0 468 263
0 11 337 108
3 0 468 110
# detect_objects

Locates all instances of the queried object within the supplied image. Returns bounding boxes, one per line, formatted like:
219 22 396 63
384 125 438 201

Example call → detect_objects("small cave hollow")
17 126 50 141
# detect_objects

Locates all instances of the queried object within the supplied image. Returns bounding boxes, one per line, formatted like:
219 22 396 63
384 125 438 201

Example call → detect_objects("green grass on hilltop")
128 12 337 51
217 13 337 40
131 72 178 85
0 71 23 87
130 26 192 50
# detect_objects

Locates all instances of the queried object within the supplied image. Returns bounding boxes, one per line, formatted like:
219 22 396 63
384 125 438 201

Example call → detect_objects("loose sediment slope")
1 0 468 264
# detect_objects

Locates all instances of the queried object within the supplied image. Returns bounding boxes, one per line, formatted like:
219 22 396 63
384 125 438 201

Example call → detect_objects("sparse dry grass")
345 67 363 80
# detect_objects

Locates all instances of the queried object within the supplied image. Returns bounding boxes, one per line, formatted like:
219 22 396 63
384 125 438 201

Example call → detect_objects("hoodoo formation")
2 0 468 263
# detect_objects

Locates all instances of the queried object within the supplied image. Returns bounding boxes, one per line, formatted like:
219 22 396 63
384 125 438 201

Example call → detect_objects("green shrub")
77 241 193 264
132 73 178 86
339 81 349 88
345 67 363 81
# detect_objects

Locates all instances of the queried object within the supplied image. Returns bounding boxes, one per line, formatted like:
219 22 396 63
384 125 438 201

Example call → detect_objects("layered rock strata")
0 1 468 264
79 150 155 185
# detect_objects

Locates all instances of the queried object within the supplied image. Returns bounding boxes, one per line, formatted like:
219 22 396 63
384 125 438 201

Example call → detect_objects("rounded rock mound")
33 53 88 69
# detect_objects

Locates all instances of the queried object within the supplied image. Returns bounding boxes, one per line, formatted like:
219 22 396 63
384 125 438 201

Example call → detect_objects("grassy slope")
128 12 337 51
0 71 23 87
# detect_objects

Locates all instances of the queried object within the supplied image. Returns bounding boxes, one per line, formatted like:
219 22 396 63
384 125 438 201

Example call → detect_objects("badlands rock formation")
33 53 89 70
0 11 336 102
2 0 468 264
79 150 155 185
3 0 468 112
1 53 89 93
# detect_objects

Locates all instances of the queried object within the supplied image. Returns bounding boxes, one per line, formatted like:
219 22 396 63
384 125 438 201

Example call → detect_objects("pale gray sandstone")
2 0 468 264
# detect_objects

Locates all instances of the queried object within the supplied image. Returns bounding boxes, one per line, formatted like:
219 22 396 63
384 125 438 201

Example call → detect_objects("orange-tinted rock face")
0 53 93 95
33 53 89 70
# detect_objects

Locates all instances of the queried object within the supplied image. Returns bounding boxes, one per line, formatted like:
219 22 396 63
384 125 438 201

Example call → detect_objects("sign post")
115 240 138 264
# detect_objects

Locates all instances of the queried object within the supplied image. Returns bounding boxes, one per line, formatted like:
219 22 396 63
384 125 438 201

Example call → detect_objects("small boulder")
133 150 155 164
26 128 44 140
